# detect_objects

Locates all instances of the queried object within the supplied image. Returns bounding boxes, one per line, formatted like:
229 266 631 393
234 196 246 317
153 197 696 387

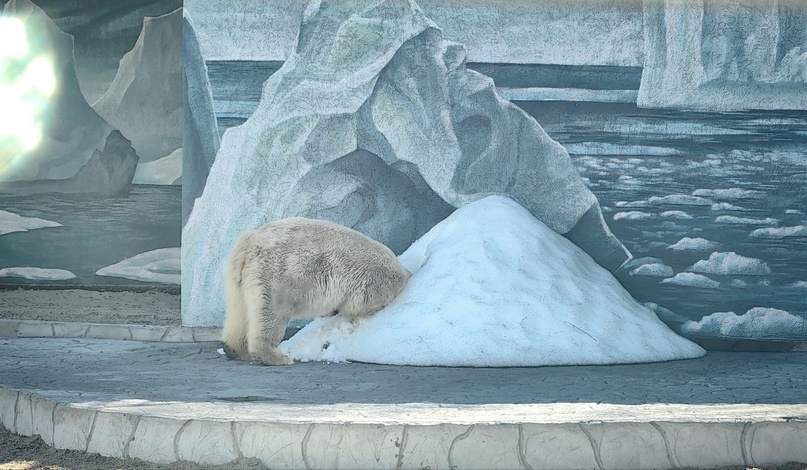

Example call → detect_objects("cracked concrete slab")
0 337 805 469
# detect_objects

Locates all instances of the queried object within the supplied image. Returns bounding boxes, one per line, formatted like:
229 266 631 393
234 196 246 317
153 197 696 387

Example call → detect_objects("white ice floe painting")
682 308 807 341
0 210 61 235
0 267 76 281
96 248 180 285
281 196 705 366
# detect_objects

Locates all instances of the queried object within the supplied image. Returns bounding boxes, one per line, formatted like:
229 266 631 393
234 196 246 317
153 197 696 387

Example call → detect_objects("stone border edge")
0 319 221 343
2 385 806 469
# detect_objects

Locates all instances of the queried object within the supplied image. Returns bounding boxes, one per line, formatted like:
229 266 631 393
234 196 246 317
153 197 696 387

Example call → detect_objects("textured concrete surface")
0 319 220 342
1 337 806 468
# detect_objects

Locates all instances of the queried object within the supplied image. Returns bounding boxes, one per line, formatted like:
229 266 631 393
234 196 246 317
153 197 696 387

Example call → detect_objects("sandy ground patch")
0 288 180 325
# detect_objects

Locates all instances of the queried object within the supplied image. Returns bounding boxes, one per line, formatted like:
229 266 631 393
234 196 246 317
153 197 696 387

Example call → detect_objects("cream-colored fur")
221 217 411 365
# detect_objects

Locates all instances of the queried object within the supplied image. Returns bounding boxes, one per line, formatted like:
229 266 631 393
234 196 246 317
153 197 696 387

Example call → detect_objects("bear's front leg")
244 281 296 366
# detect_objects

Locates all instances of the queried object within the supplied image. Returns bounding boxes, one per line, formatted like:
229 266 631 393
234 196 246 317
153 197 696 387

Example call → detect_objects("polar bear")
221 217 411 365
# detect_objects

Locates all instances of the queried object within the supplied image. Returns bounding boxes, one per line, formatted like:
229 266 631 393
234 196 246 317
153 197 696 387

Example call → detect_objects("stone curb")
0 319 221 343
1 386 805 469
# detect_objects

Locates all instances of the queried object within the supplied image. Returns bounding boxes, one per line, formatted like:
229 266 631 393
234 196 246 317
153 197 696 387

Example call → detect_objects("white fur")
221 218 411 365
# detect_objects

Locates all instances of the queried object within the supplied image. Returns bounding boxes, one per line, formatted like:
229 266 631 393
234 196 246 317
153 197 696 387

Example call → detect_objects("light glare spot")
0 15 57 178
0 17 29 58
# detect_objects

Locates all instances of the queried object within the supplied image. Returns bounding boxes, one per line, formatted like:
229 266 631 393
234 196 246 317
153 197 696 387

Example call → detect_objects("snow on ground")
715 215 779 226
711 202 746 211
730 279 749 288
0 210 62 235
660 210 693 220
661 273 720 289
614 211 654 221
786 209 804 215
681 308 807 340
666 237 720 252
630 263 674 277
788 281 807 290
648 195 713 206
96 248 180 285
688 252 771 276
0 267 75 280
692 188 765 199
281 196 705 367
750 225 807 239
564 142 681 156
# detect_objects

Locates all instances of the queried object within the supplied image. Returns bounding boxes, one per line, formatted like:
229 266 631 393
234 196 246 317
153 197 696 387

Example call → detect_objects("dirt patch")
0 424 265 470
0 289 180 326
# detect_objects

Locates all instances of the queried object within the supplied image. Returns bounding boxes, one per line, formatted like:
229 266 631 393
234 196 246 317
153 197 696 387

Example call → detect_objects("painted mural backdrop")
0 0 182 288
184 0 805 355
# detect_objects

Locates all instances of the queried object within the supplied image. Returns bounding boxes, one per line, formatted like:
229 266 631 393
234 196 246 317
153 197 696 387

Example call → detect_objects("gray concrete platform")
1 337 806 469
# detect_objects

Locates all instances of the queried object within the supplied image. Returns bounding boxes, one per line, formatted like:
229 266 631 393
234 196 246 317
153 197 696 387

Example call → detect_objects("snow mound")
614 211 654 221
682 308 807 341
0 210 61 235
96 248 179 285
661 273 720 289
0 267 75 280
693 188 765 199
688 252 771 276
648 195 712 206
660 210 693 220
133 148 182 185
666 237 720 252
715 216 779 226
788 281 807 290
786 209 804 215
280 196 704 367
750 225 807 239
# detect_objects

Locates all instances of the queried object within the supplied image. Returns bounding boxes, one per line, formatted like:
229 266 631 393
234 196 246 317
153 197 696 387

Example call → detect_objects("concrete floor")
1 337 806 469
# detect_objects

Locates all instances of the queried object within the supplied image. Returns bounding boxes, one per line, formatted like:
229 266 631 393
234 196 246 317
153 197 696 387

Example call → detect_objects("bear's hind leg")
243 281 294 365
221 262 249 360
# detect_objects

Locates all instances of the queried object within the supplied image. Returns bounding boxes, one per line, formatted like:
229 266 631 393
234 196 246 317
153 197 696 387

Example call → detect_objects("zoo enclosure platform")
0 326 806 469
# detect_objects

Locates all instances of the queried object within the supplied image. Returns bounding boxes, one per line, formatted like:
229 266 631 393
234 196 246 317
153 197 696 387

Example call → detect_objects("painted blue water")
0 185 180 286
521 102 807 329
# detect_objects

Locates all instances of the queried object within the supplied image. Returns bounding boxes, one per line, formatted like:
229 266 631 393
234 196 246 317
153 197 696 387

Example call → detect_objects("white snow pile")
687 252 771 276
750 225 807 239
666 237 720 252
630 263 674 278
0 210 61 235
96 248 179 285
681 308 807 341
788 281 807 290
661 273 720 289
692 188 765 199
711 202 746 211
648 195 713 206
660 210 693 220
614 211 654 221
0 267 75 280
280 196 705 367
132 148 182 185
715 216 778 226
786 209 804 215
